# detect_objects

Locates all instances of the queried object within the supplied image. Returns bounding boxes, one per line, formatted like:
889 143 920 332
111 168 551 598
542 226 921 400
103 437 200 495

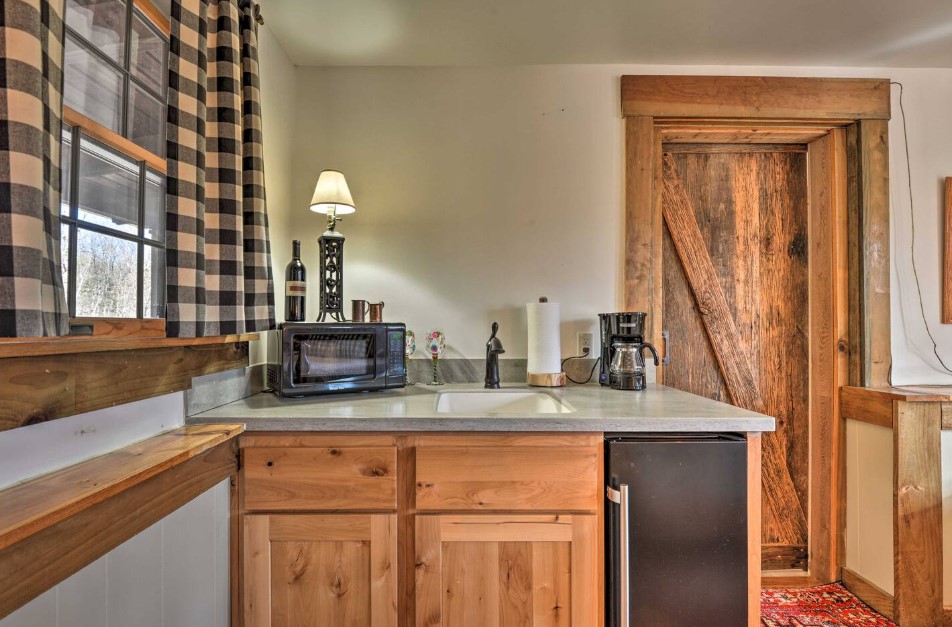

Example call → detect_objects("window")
61 0 169 318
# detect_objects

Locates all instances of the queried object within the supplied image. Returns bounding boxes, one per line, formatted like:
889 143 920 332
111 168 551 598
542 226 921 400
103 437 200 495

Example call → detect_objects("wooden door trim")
621 76 890 120
623 75 890 584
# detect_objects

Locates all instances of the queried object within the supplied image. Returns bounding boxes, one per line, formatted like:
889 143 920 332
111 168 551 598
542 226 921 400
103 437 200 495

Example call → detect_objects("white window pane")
64 34 122 133
144 169 165 241
143 245 165 318
131 11 167 95
61 126 72 214
75 229 138 317
66 0 127 64
77 136 139 235
128 83 165 157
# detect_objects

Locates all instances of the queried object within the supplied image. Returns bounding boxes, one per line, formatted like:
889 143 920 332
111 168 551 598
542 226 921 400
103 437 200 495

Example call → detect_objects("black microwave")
267 322 406 397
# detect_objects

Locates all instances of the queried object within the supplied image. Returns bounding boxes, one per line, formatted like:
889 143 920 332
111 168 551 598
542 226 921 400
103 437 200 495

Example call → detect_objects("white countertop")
187 383 775 432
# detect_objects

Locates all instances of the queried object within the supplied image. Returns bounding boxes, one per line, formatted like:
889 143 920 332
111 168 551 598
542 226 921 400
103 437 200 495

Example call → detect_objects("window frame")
60 0 170 324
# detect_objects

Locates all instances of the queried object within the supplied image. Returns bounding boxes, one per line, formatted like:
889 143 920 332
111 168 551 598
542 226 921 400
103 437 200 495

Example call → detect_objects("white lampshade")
309 170 356 215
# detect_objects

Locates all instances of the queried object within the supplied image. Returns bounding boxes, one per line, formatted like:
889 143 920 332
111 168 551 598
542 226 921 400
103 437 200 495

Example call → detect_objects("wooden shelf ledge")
841 385 952 430
0 332 259 359
0 423 244 619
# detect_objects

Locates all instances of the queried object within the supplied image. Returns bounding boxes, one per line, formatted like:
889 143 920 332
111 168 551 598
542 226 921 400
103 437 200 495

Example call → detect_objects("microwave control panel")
388 330 406 377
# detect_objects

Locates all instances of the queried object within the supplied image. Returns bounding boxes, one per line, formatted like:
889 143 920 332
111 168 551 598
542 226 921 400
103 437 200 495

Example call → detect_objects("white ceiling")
263 0 952 68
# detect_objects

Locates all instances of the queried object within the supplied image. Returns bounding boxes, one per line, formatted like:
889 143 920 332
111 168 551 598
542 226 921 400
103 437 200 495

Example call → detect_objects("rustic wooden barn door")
660 147 810 571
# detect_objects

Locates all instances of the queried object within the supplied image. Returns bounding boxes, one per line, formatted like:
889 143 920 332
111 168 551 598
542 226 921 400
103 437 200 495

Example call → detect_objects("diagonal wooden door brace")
661 153 807 541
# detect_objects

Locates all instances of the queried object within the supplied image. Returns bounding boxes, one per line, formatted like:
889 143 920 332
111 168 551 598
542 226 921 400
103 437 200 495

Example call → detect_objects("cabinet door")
415 514 598 626
244 514 397 627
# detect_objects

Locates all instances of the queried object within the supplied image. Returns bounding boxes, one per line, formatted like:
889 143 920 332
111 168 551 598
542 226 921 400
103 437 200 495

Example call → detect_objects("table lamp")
309 170 356 322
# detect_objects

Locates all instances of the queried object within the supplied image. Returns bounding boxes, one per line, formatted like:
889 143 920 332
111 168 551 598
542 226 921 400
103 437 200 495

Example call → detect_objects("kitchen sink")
435 390 574 414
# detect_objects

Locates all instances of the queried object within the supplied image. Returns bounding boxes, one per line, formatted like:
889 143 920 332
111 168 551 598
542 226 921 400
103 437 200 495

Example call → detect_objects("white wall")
0 479 230 627
281 64 952 384
249 23 298 364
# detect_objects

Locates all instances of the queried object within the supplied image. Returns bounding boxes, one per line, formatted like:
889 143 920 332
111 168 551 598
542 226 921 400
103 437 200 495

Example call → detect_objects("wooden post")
846 120 891 387
893 400 942 626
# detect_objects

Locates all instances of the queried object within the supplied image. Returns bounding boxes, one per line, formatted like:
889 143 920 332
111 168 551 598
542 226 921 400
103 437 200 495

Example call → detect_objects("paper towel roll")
527 300 562 375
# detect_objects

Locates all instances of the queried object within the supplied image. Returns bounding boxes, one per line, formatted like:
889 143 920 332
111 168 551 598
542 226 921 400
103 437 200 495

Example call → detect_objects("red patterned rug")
761 583 896 626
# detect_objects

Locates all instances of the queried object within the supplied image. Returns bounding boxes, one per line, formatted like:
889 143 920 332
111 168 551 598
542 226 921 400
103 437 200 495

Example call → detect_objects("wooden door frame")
622 75 891 586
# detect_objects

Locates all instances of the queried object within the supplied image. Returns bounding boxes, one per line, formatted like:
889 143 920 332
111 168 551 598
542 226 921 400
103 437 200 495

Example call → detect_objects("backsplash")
186 359 601 416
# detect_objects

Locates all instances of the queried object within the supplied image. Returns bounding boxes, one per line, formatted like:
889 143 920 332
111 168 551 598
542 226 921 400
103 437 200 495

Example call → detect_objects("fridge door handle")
607 484 630 627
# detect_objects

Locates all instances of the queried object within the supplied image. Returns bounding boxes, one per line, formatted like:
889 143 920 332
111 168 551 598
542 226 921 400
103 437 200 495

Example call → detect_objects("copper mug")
351 299 369 322
368 302 385 323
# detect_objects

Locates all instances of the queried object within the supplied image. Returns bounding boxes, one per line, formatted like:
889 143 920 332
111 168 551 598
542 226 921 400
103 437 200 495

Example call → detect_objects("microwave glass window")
294 334 376 382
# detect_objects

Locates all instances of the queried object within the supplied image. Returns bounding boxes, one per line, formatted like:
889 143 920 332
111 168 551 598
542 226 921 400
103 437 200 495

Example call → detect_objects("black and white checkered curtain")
166 0 275 337
0 0 70 337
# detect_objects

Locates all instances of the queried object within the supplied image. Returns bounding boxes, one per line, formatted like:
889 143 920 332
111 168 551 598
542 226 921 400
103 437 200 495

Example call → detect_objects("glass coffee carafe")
609 340 660 391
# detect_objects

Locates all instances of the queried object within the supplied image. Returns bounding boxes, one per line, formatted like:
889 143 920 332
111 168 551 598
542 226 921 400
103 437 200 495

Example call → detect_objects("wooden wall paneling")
747 433 762 627
842 567 895 621
0 342 248 431
943 177 952 323
892 401 943 626
846 120 892 387
0 332 258 359
621 76 891 121
0 431 240 619
661 154 809 565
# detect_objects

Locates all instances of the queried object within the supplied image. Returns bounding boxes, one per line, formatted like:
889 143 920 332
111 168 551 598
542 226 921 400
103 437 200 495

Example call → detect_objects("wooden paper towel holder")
527 372 567 387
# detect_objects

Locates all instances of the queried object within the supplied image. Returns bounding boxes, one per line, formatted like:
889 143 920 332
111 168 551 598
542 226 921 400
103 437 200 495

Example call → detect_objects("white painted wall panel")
57 557 107 627
0 480 230 627
108 523 164 627
0 392 185 491
845 420 894 594
1 590 56 627
163 480 219 627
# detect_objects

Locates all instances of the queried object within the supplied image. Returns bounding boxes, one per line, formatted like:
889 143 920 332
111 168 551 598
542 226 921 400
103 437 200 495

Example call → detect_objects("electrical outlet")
577 332 594 356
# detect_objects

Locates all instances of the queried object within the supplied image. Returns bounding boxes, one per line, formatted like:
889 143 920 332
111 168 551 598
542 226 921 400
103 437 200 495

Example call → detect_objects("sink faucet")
485 321 505 389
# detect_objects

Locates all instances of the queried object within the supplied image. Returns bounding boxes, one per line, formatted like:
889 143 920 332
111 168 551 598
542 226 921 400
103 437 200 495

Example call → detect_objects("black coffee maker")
599 312 660 391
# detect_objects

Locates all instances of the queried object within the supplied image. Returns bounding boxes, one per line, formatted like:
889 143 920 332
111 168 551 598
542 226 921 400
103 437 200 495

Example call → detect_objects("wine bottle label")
286 281 306 297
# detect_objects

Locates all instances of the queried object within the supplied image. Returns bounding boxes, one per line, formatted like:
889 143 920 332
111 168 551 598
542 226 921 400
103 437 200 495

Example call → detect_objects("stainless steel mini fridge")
606 434 748 627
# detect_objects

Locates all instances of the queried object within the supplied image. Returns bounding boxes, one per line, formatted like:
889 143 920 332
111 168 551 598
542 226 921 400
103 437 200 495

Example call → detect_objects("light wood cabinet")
415 514 598 626
239 433 602 627
243 513 398 627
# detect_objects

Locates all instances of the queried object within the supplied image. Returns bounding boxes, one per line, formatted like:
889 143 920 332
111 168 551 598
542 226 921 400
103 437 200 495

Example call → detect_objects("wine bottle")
285 240 306 322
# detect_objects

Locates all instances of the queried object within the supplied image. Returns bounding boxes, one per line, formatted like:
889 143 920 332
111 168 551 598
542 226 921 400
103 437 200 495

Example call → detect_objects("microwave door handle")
607 484 630 627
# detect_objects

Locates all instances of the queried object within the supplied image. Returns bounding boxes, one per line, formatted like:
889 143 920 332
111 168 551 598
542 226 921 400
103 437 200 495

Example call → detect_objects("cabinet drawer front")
416 446 598 512
243 446 397 511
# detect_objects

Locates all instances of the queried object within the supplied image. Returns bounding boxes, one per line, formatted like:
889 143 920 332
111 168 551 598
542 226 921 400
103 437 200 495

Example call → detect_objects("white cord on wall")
892 80 952 379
